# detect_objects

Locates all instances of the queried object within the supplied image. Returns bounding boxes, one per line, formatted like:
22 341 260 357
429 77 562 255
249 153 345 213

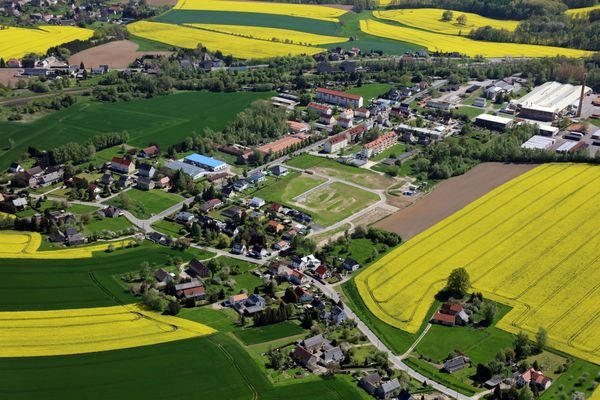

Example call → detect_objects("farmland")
0 25 94 60
360 19 594 58
374 9 519 35
0 333 369 400
0 304 215 357
566 4 600 17
357 164 600 364
0 91 268 169
0 243 200 310
0 231 136 259
127 21 326 58
172 0 347 22
185 24 347 46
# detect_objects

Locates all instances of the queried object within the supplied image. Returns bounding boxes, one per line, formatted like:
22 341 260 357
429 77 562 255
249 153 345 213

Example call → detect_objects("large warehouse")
515 81 592 122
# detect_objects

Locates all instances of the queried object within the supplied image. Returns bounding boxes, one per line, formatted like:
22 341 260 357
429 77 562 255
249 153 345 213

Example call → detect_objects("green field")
286 154 394 190
0 333 369 400
297 182 379 226
0 243 201 311
454 106 485 120
347 83 393 102
414 304 514 365
234 321 305 345
152 219 185 237
370 143 406 162
106 189 183 219
83 216 133 235
0 91 270 169
251 171 326 204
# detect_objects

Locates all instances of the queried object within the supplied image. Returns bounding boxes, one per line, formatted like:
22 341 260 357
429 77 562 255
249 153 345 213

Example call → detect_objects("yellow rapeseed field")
0 231 135 259
360 19 594 58
0 304 215 357
0 211 16 220
0 25 94 60
185 24 347 46
173 0 346 22
374 9 519 35
566 4 600 17
356 164 600 364
128 21 325 59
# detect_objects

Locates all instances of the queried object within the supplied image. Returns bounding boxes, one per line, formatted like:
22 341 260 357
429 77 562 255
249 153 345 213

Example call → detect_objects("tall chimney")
577 72 587 118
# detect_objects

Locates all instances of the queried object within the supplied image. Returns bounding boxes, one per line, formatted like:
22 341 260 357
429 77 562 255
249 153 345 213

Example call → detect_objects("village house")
110 157 135 175
293 346 319 371
431 303 469 327
138 164 156 178
65 227 85 246
175 211 195 224
267 219 284 233
360 372 382 396
156 176 171 189
249 197 266 208
288 269 307 285
375 379 401 399
136 177 155 191
222 206 243 220
443 355 470 373
313 264 330 280
308 102 333 117
272 240 290 251
138 145 159 158
361 131 398 158
250 245 268 259
233 179 249 192
343 258 360 272
518 368 553 390
232 242 246 255
323 132 349 153
175 279 205 300
337 109 354 129
294 286 313 304
233 293 266 315
200 198 224 213
154 268 173 284
186 258 211 278
226 293 249 307
249 171 266 184
270 165 288 176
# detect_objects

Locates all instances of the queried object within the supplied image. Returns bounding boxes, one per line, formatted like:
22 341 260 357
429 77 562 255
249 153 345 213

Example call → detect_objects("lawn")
106 189 183 219
347 83 393 102
179 307 238 332
0 333 370 400
404 357 479 396
454 106 485 120
234 321 305 345
16 201 99 218
286 154 394 190
251 171 326 204
0 243 200 311
152 219 185 237
414 303 514 365
327 238 387 266
82 216 133 235
541 356 600 400
294 182 379 226
370 143 406 162
216 256 263 294
0 91 270 169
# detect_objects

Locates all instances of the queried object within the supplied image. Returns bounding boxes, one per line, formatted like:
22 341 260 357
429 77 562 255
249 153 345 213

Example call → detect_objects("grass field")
186 23 347 46
374 9 519 35
251 171 327 205
360 19 594 58
0 243 199 310
0 333 368 400
234 321 305 345
152 219 184 237
292 182 379 226
356 164 600 364
286 154 395 190
370 143 406 162
106 189 183 219
454 106 486 120
83 216 133 235
0 304 215 357
346 83 393 102
172 0 347 22
0 25 94 60
0 91 269 170
128 21 326 58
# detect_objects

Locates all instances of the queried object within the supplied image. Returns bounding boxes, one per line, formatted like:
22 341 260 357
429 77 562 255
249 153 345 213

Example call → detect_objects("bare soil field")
0 69 24 86
69 40 172 69
375 163 537 240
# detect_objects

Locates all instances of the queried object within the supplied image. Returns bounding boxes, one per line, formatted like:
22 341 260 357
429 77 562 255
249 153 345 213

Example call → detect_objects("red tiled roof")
328 132 349 145
316 87 362 101
314 264 328 276
142 145 159 155
442 303 464 314
111 157 132 166
364 131 397 149
308 102 331 111
432 311 456 325
287 120 310 132
181 286 205 298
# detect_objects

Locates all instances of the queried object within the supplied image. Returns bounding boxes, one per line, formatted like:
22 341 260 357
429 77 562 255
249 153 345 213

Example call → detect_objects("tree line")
39 131 129 165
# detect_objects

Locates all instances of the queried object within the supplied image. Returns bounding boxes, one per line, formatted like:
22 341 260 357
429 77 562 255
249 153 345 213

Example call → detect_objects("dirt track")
69 40 172 69
375 162 538 240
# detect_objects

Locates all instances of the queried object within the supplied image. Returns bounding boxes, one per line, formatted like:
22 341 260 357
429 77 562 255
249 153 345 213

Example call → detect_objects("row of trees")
46 131 129 165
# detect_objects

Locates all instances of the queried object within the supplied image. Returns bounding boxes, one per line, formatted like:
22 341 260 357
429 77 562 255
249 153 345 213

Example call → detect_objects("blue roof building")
184 154 227 171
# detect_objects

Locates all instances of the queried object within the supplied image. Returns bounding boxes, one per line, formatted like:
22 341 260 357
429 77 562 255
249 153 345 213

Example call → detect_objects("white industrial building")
475 114 514 130
515 82 592 122
521 135 556 150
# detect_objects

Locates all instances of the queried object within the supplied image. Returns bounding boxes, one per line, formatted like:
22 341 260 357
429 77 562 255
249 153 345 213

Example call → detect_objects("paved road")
310 278 488 400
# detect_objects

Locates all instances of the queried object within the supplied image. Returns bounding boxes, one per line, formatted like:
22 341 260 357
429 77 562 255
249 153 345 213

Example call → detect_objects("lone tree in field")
446 267 470 297
535 327 548 353
457 14 468 25
442 10 454 21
